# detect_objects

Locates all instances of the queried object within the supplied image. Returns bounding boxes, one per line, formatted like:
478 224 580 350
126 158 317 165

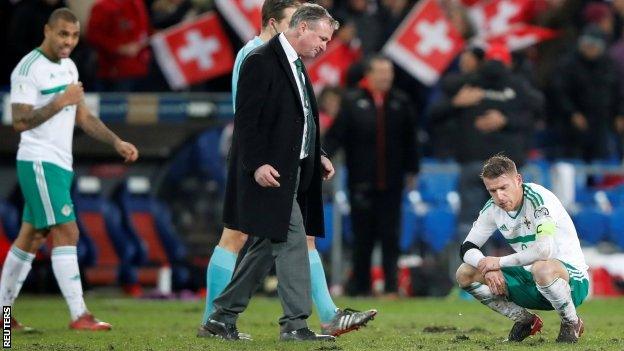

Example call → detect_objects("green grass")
9 293 624 350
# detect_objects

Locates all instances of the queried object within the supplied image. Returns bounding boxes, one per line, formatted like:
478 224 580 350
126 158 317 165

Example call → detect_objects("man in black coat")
204 4 339 342
325 55 419 297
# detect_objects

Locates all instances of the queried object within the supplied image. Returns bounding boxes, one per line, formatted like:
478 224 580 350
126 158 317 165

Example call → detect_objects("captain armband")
536 221 556 237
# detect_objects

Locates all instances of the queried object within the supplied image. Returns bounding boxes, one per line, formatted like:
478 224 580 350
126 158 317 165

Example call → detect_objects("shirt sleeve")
499 202 557 267
462 206 497 267
10 74 38 105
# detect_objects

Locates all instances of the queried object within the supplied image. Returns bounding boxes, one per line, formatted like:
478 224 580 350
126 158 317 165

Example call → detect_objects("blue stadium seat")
73 187 137 287
608 206 624 249
422 205 456 253
606 185 624 207
316 202 334 254
0 200 19 263
400 199 420 252
418 172 458 205
573 206 609 245
193 128 226 189
117 178 190 290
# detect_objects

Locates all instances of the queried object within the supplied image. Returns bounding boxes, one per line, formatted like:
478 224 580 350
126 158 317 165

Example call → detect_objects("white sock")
0 246 35 307
464 282 533 323
51 246 87 321
537 278 578 324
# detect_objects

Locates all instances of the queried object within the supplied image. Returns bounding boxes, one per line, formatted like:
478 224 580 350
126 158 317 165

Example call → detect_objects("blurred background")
0 0 623 300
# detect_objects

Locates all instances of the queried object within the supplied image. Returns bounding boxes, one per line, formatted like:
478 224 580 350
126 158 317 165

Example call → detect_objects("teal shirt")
232 36 265 112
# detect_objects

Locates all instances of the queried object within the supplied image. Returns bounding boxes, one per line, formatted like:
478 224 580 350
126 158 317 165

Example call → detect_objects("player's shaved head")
481 154 518 179
47 8 79 26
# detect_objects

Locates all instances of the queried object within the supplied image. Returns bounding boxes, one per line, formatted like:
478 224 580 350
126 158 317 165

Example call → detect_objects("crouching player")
456 155 588 343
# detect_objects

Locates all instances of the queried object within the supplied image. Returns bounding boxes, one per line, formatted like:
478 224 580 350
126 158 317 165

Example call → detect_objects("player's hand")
320 155 335 181
254 164 280 187
58 82 84 107
484 270 507 296
114 139 139 163
477 256 501 275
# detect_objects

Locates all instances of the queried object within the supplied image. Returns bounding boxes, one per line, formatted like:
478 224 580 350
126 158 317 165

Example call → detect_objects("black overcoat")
222 35 325 241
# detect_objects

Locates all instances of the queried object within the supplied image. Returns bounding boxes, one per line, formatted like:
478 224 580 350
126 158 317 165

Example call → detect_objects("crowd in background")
1 0 623 163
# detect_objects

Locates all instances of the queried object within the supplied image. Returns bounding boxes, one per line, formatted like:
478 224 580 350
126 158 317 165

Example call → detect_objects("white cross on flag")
151 12 234 90
215 0 262 41
468 0 533 37
306 41 361 93
487 24 558 52
383 0 464 85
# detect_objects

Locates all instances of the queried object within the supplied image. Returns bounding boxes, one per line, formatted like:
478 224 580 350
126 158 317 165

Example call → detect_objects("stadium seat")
193 128 226 189
400 198 420 253
0 200 19 263
73 177 137 288
418 171 458 205
422 205 456 253
573 206 609 245
117 177 190 290
316 202 334 254
608 206 624 249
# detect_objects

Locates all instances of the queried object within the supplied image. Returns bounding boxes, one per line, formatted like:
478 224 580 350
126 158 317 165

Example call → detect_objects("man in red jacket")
87 0 150 92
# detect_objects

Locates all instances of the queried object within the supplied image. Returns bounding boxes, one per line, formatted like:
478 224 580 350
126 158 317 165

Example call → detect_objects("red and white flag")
487 24 558 51
151 12 234 90
215 0 262 41
383 0 464 85
306 41 362 93
468 0 534 37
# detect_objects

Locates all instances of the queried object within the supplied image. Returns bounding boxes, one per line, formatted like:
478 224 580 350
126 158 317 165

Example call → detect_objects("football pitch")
9 294 624 350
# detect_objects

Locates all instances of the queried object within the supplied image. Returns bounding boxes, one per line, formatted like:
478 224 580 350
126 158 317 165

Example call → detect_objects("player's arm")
75 100 139 163
12 83 83 132
460 208 497 268
479 207 556 273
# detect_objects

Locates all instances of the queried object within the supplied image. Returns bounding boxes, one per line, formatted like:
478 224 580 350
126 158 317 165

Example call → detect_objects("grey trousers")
210 169 311 333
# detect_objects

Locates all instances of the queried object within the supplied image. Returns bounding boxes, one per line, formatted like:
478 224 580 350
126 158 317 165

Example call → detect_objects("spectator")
553 24 624 161
318 86 343 136
325 55 419 297
335 0 383 54
429 43 536 233
86 0 151 92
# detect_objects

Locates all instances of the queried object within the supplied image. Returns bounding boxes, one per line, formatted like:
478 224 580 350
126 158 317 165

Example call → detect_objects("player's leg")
307 236 377 337
0 221 46 331
49 221 110 330
532 260 586 343
456 263 541 341
201 227 248 324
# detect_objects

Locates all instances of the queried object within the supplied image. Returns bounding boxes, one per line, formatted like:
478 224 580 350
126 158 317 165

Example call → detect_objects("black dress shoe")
279 327 336 342
199 319 251 340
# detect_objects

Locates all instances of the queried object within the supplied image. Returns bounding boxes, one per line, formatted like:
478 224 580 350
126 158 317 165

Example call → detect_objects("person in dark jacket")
429 43 537 231
554 24 624 161
325 55 419 297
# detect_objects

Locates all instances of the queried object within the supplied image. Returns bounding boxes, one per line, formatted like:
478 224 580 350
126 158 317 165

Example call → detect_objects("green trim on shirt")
40 84 68 95
506 234 536 244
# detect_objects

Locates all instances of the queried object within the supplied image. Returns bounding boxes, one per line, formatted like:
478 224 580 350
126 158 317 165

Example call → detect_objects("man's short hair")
364 54 392 73
289 3 340 30
48 8 79 26
262 0 300 28
480 154 518 179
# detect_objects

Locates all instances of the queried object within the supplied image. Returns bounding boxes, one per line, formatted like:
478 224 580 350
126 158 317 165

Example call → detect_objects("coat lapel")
270 36 305 113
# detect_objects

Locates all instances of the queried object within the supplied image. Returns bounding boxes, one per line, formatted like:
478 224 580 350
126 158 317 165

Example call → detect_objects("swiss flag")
215 0 262 41
306 41 362 93
487 24 558 51
151 12 234 90
383 0 464 85
469 0 534 37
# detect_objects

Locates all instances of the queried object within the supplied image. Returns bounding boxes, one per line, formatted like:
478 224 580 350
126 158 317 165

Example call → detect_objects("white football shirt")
10 48 79 171
467 182 588 276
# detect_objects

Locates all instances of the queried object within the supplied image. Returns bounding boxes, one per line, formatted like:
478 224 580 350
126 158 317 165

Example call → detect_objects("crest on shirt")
534 206 549 219
523 216 531 229
61 204 72 217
